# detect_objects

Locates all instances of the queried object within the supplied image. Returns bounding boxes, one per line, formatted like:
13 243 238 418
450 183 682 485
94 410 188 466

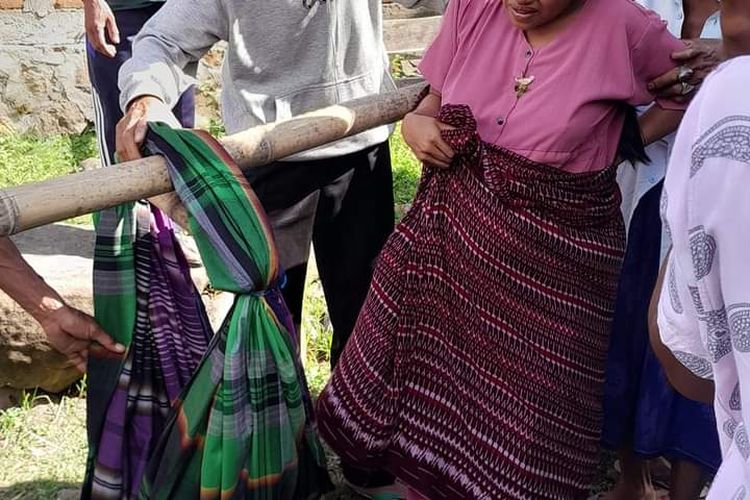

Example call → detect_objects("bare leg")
670 460 707 500
602 447 657 500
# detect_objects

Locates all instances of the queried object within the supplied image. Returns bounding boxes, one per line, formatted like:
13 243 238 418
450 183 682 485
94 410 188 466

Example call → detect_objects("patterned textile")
137 124 330 499
85 123 329 499
86 199 211 498
316 105 626 499
657 57 750 499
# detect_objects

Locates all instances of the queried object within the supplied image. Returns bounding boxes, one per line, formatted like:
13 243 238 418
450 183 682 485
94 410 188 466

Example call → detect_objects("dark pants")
246 142 395 366
85 4 194 165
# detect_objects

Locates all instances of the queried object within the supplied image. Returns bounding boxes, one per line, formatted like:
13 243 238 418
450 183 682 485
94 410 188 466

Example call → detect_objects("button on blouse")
419 0 687 173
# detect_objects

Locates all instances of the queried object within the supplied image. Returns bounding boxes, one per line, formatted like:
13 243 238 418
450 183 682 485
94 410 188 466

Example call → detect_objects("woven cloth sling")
84 123 330 499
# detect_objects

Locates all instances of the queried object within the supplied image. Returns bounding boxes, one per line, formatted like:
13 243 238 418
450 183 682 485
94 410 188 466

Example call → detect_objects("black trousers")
245 141 394 366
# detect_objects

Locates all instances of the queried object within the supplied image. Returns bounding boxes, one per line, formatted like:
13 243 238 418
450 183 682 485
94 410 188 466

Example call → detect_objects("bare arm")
639 107 685 147
411 89 443 118
401 90 455 168
641 39 724 143
648 252 715 404
0 237 66 323
83 0 119 58
0 238 123 370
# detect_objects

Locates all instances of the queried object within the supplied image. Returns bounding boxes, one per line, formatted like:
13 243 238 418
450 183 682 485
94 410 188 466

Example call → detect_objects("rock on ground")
0 223 213 393
0 224 95 392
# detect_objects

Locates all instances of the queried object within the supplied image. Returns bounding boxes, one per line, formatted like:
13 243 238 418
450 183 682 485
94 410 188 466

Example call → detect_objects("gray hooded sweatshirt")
119 0 445 160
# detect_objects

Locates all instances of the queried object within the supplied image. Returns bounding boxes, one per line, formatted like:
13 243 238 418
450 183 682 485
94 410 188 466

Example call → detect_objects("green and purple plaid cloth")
85 123 330 499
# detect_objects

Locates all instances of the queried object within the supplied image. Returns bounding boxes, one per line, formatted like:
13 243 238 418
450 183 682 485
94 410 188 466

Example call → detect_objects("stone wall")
0 1 91 134
0 0 227 134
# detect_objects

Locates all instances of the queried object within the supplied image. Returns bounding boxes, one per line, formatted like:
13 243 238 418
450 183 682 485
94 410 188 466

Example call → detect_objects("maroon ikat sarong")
317 105 626 499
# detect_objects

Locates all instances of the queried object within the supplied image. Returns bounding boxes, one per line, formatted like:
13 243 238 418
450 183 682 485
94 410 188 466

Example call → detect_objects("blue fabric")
602 181 721 472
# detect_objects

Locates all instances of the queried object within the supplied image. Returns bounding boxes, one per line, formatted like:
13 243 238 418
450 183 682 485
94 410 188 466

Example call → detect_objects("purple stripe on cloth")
150 208 211 401
91 204 211 498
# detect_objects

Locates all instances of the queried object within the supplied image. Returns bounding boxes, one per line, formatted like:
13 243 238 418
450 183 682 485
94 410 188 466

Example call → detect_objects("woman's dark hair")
617 103 650 166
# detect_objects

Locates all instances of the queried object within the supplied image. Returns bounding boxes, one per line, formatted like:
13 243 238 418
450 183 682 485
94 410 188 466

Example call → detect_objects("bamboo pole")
0 83 426 237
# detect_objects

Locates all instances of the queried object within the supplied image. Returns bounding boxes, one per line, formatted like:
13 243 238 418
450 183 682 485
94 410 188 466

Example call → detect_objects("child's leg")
670 459 708 500
602 446 656 500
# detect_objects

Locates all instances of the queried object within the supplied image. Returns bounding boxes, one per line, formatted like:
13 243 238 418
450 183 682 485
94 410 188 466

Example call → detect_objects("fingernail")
115 343 125 352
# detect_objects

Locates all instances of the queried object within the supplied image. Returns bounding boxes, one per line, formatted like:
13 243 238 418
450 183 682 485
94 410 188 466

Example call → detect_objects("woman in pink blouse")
317 0 691 497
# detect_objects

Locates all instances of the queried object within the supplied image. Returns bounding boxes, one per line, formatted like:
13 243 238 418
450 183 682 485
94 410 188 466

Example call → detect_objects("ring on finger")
677 65 694 83
680 81 696 96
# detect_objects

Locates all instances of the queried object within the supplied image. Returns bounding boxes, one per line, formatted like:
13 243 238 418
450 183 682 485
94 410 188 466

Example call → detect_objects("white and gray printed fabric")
658 55 750 498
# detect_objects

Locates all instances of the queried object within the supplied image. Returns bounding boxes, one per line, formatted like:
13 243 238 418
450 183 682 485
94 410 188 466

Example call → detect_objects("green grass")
0 128 98 226
389 53 422 80
300 258 333 396
0 128 97 187
389 123 422 207
0 390 87 499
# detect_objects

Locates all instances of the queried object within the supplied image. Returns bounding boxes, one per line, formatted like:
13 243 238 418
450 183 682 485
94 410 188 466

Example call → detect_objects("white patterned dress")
659 55 750 499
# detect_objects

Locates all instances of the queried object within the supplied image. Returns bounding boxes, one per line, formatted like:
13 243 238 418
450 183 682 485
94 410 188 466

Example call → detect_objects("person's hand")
38 303 125 372
83 0 120 58
116 96 179 161
648 39 723 101
401 112 455 169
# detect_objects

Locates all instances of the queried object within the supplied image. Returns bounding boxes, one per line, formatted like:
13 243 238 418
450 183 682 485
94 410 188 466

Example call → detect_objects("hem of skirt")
317 432 463 498
632 446 720 474
328 441 592 499
601 441 719 474
349 452 467 499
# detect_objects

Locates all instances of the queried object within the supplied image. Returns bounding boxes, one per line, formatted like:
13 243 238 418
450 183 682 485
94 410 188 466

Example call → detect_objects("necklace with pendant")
514 74 535 98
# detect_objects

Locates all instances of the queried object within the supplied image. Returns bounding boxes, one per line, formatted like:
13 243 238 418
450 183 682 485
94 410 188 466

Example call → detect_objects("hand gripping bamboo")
0 83 427 236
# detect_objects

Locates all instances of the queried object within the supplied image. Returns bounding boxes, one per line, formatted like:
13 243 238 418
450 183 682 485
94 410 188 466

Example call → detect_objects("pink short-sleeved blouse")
418 0 686 172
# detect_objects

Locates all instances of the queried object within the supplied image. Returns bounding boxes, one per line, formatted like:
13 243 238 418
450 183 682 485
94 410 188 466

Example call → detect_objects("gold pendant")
514 75 535 98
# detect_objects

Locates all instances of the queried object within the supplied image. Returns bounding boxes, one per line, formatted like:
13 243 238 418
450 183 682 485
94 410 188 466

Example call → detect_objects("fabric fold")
86 200 211 499
317 104 625 499
85 123 329 499
138 124 329 499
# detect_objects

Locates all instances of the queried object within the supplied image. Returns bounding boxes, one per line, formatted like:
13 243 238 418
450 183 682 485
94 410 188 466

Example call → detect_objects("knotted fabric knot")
437 104 481 166
113 123 331 499
250 272 287 297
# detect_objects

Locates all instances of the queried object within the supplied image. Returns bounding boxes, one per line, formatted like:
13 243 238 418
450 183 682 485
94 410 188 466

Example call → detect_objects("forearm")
648 253 715 404
639 107 684 146
0 238 64 323
118 0 226 110
411 90 442 118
